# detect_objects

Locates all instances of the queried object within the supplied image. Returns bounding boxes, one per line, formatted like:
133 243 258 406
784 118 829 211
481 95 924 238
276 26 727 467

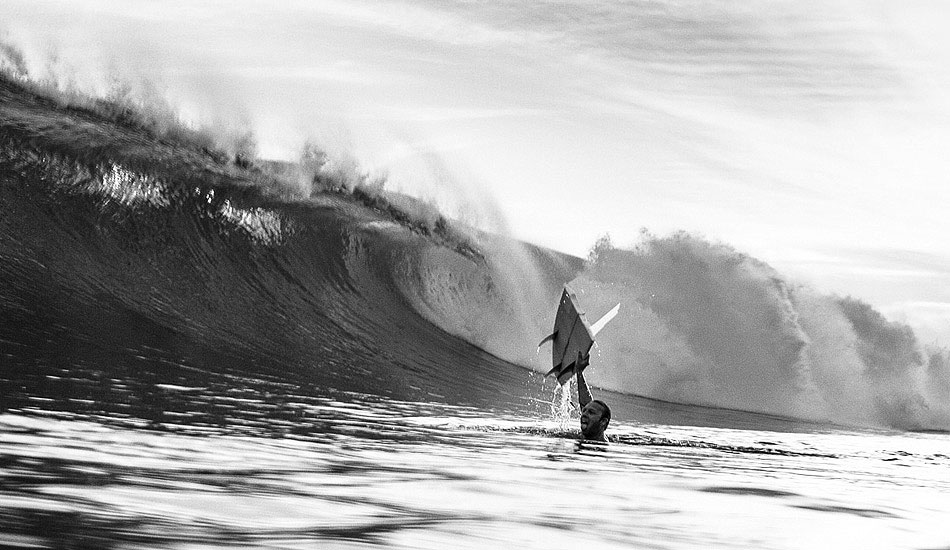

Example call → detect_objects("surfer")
540 286 617 441
574 351 611 441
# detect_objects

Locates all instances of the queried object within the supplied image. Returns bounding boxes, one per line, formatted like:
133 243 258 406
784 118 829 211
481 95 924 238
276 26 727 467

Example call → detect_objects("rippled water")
3 388 948 550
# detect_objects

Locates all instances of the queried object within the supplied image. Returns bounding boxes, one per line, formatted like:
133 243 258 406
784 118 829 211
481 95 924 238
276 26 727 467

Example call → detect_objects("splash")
549 379 576 430
570 232 950 430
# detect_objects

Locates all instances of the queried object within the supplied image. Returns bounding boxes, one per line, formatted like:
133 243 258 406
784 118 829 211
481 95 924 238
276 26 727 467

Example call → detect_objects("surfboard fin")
538 331 556 348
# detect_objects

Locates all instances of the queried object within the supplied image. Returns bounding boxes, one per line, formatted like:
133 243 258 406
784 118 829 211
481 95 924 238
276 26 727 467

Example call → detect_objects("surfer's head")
580 399 611 441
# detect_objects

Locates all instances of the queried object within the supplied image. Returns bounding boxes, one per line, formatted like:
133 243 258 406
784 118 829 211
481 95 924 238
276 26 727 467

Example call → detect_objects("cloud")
225 63 395 85
440 0 907 112
302 0 555 47
367 105 549 123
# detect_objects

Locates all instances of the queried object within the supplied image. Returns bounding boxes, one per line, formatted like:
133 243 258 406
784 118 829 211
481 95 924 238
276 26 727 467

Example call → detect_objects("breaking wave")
569 234 950 430
1 65 947 431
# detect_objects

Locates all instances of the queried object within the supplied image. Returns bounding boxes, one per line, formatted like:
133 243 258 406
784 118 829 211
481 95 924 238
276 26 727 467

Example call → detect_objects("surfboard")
539 287 620 385
538 287 594 385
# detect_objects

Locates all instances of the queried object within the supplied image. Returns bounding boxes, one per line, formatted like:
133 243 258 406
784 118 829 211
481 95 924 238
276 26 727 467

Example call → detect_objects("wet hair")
591 399 611 426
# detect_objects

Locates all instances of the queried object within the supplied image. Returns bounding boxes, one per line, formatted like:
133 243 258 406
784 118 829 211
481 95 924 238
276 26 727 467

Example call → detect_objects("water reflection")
3 392 950 550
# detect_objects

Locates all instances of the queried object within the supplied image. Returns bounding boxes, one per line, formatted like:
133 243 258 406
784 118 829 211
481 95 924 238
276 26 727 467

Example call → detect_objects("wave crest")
576 232 950 429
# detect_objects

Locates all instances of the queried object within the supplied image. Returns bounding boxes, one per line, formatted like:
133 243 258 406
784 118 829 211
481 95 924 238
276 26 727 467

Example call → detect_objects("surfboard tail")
545 358 588 386
555 367 575 386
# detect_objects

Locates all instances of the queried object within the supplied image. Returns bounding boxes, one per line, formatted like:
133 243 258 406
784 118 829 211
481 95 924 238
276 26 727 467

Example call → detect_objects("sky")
2 0 950 344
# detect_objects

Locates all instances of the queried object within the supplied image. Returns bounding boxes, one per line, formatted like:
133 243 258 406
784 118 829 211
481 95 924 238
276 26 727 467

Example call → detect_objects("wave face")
0 78 579 417
2 77 948 431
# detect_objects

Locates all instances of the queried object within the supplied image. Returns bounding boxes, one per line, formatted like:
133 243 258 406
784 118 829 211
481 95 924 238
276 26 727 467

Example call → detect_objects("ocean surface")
2 76 949 549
